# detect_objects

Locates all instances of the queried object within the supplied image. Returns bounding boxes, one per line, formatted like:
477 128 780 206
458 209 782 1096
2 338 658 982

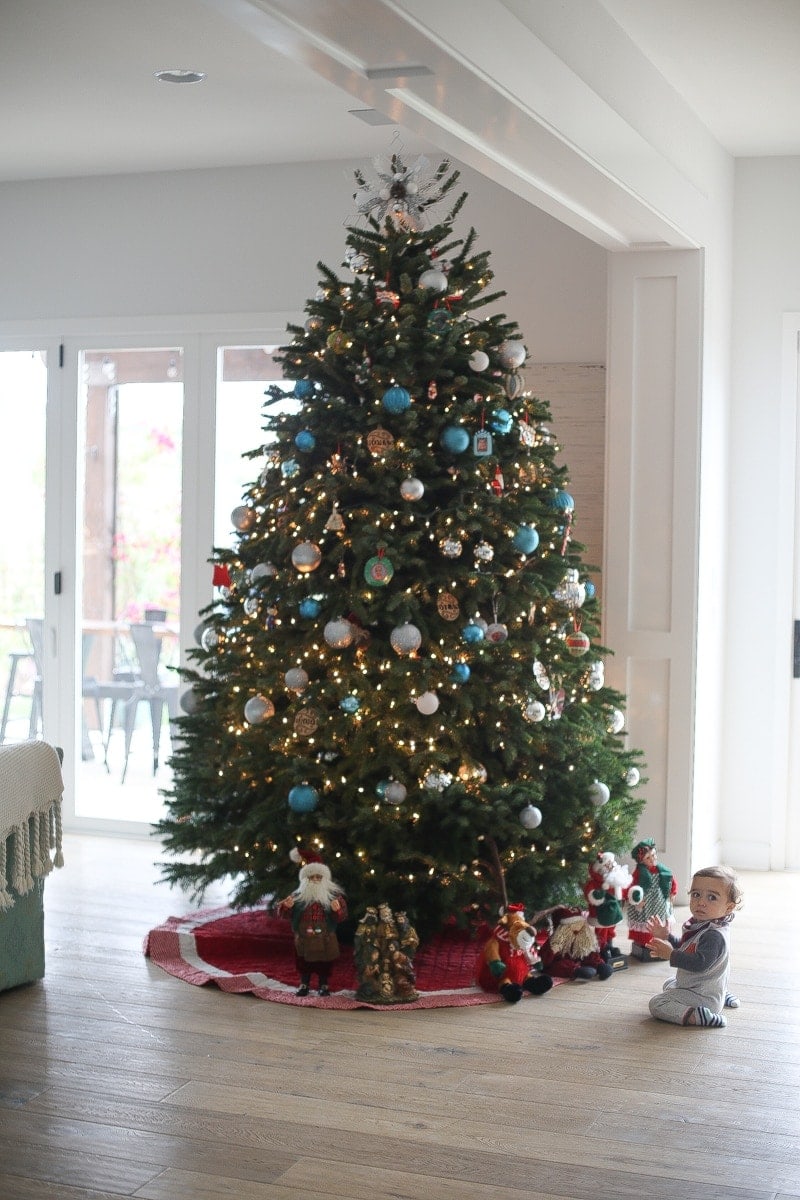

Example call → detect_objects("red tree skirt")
143 905 552 1010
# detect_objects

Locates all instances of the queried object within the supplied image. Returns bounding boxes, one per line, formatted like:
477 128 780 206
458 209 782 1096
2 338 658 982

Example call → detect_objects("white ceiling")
600 0 800 158
2 0 798 189
2 0 799 257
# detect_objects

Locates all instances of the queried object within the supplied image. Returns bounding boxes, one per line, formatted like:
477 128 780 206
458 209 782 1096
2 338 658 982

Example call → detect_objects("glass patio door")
76 346 184 825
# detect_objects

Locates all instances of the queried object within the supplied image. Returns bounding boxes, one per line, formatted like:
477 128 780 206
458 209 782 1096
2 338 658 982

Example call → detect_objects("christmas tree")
158 154 645 938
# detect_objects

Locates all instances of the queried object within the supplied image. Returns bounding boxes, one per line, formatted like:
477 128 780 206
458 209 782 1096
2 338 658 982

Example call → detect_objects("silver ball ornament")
384 781 407 805
390 623 422 655
519 804 543 830
589 780 610 807
400 477 425 501
291 542 322 573
244 694 275 724
284 667 309 692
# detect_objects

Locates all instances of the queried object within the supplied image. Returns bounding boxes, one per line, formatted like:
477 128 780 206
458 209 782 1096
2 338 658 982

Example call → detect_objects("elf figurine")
626 838 677 960
277 849 347 996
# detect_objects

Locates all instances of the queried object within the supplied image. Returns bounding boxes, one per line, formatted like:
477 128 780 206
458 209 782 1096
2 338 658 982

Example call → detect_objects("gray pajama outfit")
649 917 730 1024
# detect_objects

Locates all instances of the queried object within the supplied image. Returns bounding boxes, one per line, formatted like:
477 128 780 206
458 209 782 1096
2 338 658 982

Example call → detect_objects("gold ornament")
294 708 319 736
366 428 395 455
437 592 460 621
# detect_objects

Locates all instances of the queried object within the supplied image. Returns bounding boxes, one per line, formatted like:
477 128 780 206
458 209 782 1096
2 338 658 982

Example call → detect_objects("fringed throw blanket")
0 740 64 911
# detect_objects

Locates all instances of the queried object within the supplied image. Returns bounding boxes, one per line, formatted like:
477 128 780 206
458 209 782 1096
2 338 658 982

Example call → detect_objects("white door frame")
783 314 800 868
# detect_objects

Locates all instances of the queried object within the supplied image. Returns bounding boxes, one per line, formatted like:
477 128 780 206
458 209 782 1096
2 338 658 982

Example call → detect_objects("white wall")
0 158 606 361
724 156 800 868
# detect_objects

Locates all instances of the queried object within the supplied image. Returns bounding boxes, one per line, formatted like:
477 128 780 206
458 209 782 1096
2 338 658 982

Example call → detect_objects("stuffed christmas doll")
277 849 347 996
476 903 554 1003
583 851 639 965
626 838 677 960
539 906 613 981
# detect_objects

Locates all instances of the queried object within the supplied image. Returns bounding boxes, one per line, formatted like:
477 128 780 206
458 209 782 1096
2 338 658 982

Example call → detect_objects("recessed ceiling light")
154 69 206 85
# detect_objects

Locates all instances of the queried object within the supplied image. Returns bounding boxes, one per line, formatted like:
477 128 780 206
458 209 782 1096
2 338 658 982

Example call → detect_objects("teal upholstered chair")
0 741 64 992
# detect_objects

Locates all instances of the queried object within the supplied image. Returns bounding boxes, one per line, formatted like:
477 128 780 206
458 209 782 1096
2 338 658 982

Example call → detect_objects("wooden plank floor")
1 834 799 1200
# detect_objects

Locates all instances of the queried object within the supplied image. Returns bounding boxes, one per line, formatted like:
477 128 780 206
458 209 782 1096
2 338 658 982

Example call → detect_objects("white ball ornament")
607 708 625 735
469 349 490 372
589 780 611 807
400 477 425 501
520 804 543 830
415 691 440 715
626 767 641 787
390 623 422 655
419 268 448 293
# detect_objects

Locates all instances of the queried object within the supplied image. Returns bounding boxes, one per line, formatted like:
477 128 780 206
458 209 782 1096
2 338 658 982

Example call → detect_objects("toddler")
647 865 742 1028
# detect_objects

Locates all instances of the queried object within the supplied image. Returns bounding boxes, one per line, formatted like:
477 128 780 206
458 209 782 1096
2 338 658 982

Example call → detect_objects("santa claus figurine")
277 849 347 997
626 838 677 960
476 903 554 1003
539 906 613 981
583 851 639 967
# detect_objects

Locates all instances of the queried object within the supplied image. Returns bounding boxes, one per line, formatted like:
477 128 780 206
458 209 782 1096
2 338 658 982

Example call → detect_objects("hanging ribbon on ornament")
473 403 493 457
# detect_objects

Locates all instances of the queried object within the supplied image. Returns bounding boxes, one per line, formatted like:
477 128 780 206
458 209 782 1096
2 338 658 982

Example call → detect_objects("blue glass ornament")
288 784 319 813
584 580 596 600
294 429 316 451
281 458 299 478
462 622 485 645
451 662 471 683
293 380 314 400
340 695 361 714
550 489 575 513
489 408 513 434
298 597 321 618
382 385 411 413
440 425 470 453
375 780 388 798
512 524 540 554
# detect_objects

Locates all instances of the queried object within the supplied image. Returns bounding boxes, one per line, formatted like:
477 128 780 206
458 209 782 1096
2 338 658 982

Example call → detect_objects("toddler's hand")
646 915 669 939
648 936 673 960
